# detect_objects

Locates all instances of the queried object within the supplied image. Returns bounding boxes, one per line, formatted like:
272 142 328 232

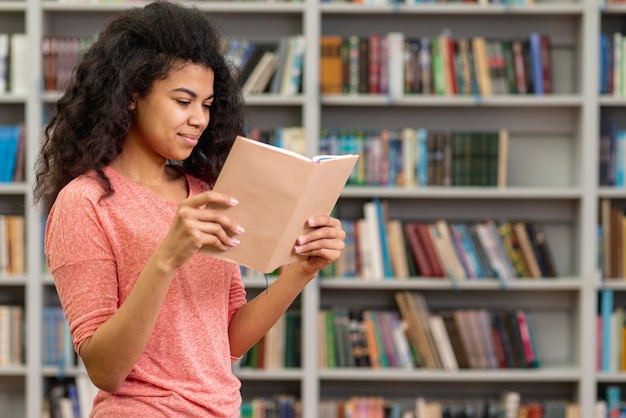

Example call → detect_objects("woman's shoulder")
57 170 105 201
50 170 111 219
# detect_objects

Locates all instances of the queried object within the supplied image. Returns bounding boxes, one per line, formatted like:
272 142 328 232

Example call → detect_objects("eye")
176 99 191 106
203 103 212 110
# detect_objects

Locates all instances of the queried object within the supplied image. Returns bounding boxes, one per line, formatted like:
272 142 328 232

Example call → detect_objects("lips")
180 134 199 147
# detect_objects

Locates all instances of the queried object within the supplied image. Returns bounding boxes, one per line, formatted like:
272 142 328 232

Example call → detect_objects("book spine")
528 32 543 95
602 288 614 372
515 310 536 368
348 308 370 368
361 310 382 369
428 314 458 371
362 202 385 280
375 310 397 368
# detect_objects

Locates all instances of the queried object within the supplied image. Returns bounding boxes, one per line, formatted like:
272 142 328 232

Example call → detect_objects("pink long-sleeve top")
45 166 247 417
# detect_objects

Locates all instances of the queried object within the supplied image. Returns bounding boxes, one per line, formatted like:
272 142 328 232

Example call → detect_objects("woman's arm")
228 215 345 357
78 191 243 392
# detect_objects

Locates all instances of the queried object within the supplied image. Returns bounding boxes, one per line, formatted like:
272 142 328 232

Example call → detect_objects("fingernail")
230 197 239 205
231 238 240 246
294 245 302 254
235 225 245 234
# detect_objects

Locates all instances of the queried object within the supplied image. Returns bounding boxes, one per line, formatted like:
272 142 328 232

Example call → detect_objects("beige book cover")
200 135 358 273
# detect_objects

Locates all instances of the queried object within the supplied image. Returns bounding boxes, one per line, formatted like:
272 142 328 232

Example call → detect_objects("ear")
129 93 138 110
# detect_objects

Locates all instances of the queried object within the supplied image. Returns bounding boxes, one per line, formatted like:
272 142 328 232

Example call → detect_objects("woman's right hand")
158 190 244 269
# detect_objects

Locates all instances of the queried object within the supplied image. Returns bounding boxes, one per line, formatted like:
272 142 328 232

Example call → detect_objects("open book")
200 135 359 273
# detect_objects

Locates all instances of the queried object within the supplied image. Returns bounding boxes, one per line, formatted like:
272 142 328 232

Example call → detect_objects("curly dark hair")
34 1 246 214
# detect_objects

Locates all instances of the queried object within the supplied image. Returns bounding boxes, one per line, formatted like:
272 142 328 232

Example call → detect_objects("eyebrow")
172 87 214 100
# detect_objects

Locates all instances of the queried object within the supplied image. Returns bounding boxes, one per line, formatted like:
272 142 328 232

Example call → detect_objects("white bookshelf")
0 0 611 416
596 0 626 412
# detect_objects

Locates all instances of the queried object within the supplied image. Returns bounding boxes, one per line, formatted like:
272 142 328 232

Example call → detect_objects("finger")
297 224 345 247
182 190 239 210
194 218 242 249
179 204 245 237
299 246 343 266
179 214 241 250
294 237 345 256
306 215 341 228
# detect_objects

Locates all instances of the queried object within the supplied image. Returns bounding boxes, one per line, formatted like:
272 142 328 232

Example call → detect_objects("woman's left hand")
294 215 346 274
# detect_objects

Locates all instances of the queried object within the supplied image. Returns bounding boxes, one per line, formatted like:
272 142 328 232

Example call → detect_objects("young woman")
34 2 346 417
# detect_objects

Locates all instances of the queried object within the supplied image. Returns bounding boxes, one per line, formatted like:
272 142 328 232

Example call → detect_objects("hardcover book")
200 135 358 273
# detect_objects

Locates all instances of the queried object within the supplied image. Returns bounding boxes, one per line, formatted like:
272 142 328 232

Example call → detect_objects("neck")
109 158 172 188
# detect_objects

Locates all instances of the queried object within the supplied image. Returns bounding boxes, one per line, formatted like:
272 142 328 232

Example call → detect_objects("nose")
189 104 209 128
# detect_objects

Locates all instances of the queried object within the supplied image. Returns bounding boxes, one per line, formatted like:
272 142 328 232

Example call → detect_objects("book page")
199 136 358 273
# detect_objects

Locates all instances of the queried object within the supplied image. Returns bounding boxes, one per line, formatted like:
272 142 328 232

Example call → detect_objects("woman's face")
126 63 215 162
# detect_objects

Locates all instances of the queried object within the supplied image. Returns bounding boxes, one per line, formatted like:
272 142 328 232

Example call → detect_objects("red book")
540 34 552 94
447 37 458 95
404 222 434 277
415 223 446 277
527 402 543 418
368 33 382 94
515 310 536 367
491 326 507 368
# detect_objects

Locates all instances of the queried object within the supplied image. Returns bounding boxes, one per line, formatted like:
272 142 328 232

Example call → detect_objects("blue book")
66 383 81 418
0 126 9 182
528 33 543 95
616 131 626 187
373 198 394 279
607 385 621 417
602 288 614 372
4 125 20 182
453 223 485 278
600 33 609 94
416 128 428 186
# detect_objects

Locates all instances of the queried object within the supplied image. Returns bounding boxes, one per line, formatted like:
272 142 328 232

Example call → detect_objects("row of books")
396 291 541 370
42 36 95 92
244 126 507 188
43 376 97 418
42 306 76 369
240 395 300 418
0 33 27 94
319 292 541 371
599 120 626 188
599 289 626 374
226 36 305 96
39 34 306 95
0 305 23 367
45 381 81 418
320 32 551 97
320 128 507 188
0 214 25 277
598 297 626 374
599 199 626 280
236 310 301 370
320 394 579 418
51 0 302 3
326 199 558 281
246 126 306 156
595 32 626 98
321 0 535 4
0 124 25 183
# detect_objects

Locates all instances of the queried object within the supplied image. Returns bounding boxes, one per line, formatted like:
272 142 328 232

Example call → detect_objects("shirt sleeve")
45 183 119 355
